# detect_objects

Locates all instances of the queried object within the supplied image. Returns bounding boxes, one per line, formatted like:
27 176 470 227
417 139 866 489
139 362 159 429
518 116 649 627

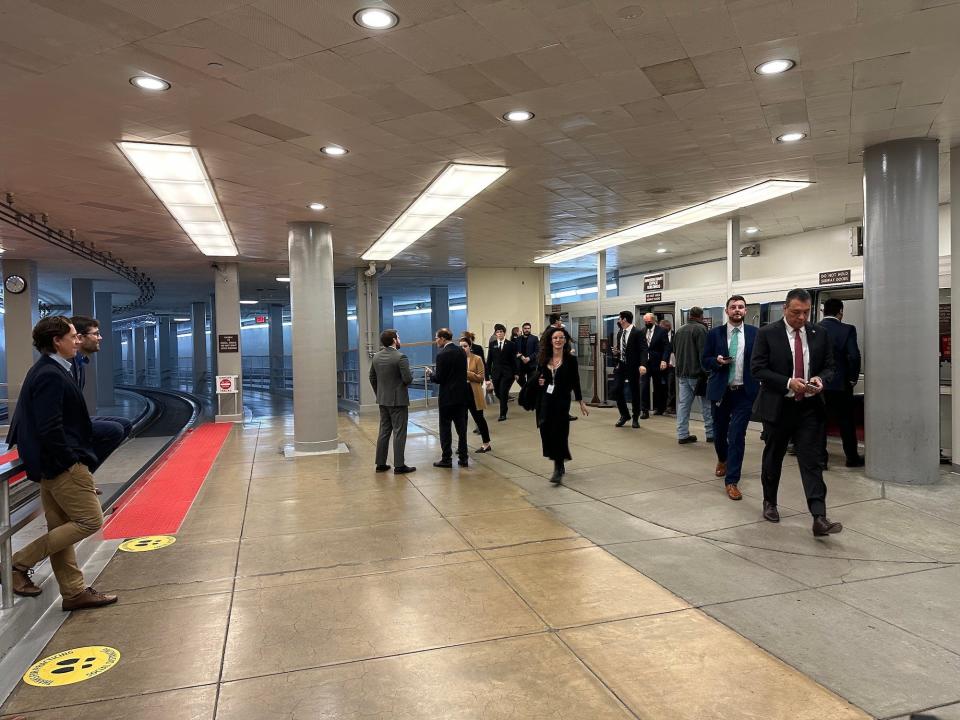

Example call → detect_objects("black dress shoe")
653 409 665 416
375 464 391 473
819 462 829 471
568 415 578 421
549 470 563 485
458 458 469 467
394 465 416 474
762 501 780 523
678 435 697 445
615 417 629 427
472 428 481 434
846 456 865 467
632 419 640 428
640 411 650 419
474 446 492 453
433 460 452 468
498 415 507 421
812 516 843 536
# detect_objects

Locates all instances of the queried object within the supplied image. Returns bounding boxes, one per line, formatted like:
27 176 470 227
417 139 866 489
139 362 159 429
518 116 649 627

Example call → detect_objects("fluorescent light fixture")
755 59 795 75
130 75 170 91
117 141 238 257
307 202 326 211
173 317 190 322
777 132 806 143
321 145 348 156
362 163 508 261
239 300 258 305
276 276 290 282
656 247 668 253
746 226 759 234
550 283 618 300
534 179 812 264
503 110 534 122
354 7 398 29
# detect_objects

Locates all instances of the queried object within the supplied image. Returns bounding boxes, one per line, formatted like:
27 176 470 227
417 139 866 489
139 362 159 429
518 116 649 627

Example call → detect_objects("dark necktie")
794 329 804 400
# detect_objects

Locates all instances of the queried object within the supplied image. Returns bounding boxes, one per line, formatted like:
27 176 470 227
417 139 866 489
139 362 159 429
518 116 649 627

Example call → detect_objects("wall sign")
217 375 238 394
645 292 662 302
218 334 239 352
819 269 851 286
255 315 267 324
643 273 665 291
578 324 591 338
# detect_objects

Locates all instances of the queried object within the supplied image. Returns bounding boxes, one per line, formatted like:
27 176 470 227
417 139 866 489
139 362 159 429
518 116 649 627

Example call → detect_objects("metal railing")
1 461 37 609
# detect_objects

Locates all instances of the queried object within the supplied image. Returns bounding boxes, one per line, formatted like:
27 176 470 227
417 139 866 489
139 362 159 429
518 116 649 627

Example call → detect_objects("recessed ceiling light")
130 75 170 91
655 248 668 254
746 226 759 234
321 145 348 156
353 8 399 29
239 300 258 305
755 59 795 75
276 276 290 282
776 132 806 143
503 110 534 122
308 202 326 211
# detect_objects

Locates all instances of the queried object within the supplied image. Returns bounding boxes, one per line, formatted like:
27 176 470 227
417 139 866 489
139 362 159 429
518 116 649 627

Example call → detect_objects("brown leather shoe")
3 564 42 597
725 484 742 501
715 461 726 478
762 501 780 523
812 516 843 536
62 587 118 611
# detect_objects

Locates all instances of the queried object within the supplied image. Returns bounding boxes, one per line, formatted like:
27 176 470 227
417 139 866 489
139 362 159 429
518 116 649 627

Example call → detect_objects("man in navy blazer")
2 316 117 610
751 288 841 537
817 299 864 468
427 328 469 468
702 295 759 500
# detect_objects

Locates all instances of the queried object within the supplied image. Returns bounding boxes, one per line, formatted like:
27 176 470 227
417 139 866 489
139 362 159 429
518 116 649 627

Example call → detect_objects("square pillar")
1 259 39 416
213 263 243 422
94 292 115 407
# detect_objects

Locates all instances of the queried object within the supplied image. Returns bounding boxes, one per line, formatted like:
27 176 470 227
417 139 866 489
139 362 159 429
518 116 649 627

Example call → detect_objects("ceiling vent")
740 244 760 257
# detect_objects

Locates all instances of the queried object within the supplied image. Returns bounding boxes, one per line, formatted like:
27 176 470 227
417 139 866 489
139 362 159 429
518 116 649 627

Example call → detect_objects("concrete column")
592 251 614 406
379 294 394 331
726 216 741 296
430 285 449 361
289 222 339 452
1 259 39 416
952 145 960 472
213 263 243 422
209 291 218 381
191 301 207 393
94 292 114 407
864 138 939 484
123 329 134 382
158 316 173 388
355 268 379 410
133 326 146 384
145 323 157 386
169 320 180 387
334 285 348 398
268 303 284 391
112 330 123 386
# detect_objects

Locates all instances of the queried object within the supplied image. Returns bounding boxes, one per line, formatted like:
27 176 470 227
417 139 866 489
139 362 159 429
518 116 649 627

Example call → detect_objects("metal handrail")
1 460 36 609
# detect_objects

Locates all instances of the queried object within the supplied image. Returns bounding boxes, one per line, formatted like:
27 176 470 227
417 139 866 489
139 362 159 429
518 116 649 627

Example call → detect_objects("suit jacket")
614 325 646 372
431 342 469 408
486 338 518 381
70 353 90 389
641 325 671 371
471 343 485 365
466 353 487 410
5 354 96 481
702 324 760 403
516 333 539 369
750 320 835 422
369 346 412 407
817 317 861 391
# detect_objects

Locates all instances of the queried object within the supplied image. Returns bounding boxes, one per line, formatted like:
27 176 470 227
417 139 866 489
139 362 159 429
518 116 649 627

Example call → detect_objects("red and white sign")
216 375 238 394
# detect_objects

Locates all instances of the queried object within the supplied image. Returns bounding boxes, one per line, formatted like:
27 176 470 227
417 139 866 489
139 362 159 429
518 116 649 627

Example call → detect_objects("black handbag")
519 372 541 411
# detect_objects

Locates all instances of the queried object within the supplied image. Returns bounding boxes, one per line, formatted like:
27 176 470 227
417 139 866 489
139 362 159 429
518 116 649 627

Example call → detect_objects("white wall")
466 267 547 341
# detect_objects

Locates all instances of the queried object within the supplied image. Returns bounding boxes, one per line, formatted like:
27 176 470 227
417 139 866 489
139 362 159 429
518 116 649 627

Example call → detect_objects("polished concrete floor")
3 405 959 720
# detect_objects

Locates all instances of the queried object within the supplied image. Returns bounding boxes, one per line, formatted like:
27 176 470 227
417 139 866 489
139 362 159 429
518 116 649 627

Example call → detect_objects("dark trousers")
467 393 490 443
665 367 676 411
438 403 468 461
762 399 828 517
492 373 513 418
90 415 133 471
518 360 537 384
612 364 641 420
711 387 753 485
640 369 667 412
375 405 408 467
822 388 860 463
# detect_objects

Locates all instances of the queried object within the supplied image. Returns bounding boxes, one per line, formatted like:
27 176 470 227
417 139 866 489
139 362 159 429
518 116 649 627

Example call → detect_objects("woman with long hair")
536 327 589 484
460 333 492 453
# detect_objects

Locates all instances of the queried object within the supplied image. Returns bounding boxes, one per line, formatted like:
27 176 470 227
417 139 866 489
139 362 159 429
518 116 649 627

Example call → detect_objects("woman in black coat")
535 327 589 484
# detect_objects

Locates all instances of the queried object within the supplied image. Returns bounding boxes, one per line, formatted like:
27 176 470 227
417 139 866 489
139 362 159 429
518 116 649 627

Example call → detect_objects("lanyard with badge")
547 359 561 394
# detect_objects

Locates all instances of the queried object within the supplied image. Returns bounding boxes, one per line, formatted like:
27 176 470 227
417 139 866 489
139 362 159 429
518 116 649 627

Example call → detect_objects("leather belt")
728 384 744 390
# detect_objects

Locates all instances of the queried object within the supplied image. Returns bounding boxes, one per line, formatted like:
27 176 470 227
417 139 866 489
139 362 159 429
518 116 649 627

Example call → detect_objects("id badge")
546 383 555 394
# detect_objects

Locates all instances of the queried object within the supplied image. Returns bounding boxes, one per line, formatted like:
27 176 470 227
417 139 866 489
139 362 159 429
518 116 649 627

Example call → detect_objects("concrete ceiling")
1 0 959 316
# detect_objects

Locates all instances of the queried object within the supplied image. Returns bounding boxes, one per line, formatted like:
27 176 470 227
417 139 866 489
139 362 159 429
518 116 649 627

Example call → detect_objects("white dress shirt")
726 323 745 385
784 317 810 396
620 324 633 356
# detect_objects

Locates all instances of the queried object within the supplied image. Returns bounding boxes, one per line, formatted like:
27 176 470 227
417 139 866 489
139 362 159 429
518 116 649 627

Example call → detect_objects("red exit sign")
255 315 268 324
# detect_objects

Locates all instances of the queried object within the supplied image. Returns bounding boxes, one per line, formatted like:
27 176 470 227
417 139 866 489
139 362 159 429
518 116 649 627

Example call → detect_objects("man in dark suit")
817 299 864 468
639 312 671 417
703 295 759 500
751 288 842 536
486 323 519 422
515 322 539 384
369 329 415 475
1 317 118 610
611 310 647 428
428 328 469 467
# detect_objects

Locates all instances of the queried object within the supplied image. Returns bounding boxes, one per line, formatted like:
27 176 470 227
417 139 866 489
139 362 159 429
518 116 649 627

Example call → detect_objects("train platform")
2 407 959 720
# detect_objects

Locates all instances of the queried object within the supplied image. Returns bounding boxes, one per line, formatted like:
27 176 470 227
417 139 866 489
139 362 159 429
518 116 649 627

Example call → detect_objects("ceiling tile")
668 7 740 56
211 5 323 59
432 64 510 102
690 48 750 88
728 0 797 45
642 58 705 95
464 0 561 53
518 44 593 86
853 52 910 89
852 83 901 113
616 20 688 68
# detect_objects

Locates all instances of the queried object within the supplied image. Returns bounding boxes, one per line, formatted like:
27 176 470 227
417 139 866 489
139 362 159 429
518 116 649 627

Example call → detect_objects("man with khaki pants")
2 316 117 610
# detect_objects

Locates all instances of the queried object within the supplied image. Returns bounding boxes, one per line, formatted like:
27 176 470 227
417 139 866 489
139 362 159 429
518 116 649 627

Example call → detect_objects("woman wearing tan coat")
460 334 491 452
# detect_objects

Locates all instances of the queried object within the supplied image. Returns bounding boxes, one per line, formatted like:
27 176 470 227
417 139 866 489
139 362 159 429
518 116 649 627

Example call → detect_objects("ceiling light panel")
535 180 812 264
118 142 238 257
362 163 508 261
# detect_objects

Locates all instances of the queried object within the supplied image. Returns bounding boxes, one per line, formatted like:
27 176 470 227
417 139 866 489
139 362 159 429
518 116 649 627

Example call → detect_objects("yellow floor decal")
23 646 120 687
118 535 177 552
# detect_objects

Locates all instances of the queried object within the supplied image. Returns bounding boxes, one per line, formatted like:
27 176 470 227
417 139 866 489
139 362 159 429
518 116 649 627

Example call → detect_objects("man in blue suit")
702 295 759 500
817 299 864 468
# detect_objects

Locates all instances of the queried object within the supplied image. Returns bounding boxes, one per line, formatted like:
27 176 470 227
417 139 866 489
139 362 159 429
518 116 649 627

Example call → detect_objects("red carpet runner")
102 423 234 539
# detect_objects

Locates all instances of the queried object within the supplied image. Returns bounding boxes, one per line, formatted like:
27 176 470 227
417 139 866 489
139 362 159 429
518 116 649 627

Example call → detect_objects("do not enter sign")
216 375 237 394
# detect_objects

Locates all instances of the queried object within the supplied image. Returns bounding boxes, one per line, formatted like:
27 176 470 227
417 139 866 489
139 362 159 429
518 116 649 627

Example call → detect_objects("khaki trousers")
12 463 103 598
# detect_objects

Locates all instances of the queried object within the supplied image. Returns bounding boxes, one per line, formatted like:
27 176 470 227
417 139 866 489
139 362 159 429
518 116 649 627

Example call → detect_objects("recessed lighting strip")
534 179 812 264
362 163 508 261
117 141 238 257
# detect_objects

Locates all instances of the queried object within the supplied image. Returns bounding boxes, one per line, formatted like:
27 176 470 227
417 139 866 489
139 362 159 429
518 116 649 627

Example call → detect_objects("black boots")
549 459 566 485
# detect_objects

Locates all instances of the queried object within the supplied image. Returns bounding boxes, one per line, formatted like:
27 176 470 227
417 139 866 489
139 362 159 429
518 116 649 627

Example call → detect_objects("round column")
863 138 939 484
289 221 339 452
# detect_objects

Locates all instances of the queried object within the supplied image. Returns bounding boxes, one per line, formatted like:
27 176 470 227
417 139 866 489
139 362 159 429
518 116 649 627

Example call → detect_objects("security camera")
363 261 377 277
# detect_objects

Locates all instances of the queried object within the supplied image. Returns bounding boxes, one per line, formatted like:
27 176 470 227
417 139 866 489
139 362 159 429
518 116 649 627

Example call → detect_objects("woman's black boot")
549 460 563 485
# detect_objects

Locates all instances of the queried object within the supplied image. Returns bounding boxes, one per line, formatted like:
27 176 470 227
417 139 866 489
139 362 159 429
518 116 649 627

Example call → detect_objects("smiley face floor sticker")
23 646 120 687
118 535 176 553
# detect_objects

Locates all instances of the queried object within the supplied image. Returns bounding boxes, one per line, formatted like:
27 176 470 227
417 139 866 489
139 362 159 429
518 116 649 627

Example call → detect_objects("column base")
286 439 348 456
215 413 244 423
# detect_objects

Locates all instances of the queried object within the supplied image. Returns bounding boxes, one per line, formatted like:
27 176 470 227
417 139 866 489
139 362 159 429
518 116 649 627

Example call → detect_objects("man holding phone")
703 295 759 500
751 288 841 536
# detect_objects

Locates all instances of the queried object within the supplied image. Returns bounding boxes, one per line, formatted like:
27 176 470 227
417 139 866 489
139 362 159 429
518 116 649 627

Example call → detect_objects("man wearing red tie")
751 288 840 536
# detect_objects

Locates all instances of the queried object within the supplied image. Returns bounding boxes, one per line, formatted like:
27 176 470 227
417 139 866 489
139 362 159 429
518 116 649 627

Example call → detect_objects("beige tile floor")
4 406 958 719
